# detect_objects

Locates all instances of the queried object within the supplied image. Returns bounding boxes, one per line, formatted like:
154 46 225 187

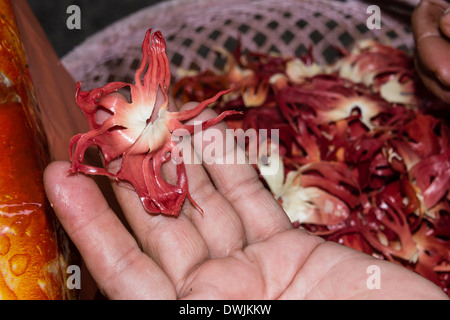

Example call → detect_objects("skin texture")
412 0 450 103
43 102 449 300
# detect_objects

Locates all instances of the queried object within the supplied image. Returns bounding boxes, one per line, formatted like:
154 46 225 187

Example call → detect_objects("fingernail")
440 7 450 37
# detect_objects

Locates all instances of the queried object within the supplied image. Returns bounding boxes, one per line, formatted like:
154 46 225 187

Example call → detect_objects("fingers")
415 58 450 102
106 107 246 289
415 34 450 87
164 146 247 257
413 0 450 102
43 161 175 299
107 154 245 291
77 89 244 291
412 0 447 39
108 168 211 290
182 103 292 244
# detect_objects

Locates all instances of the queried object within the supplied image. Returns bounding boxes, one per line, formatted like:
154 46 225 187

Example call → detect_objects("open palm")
44 105 447 300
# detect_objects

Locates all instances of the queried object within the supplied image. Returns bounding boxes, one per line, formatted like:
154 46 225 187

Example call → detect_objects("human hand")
412 0 450 103
43 102 448 300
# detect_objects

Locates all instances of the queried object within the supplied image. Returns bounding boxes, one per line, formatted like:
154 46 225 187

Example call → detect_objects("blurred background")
27 0 419 92
26 0 417 59
26 0 164 57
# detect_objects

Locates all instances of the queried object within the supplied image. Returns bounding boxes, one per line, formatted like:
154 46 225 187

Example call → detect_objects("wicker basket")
62 0 417 90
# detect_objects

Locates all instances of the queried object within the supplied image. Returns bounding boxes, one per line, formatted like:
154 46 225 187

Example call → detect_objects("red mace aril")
410 150 450 210
69 29 239 216
333 39 413 88
172 38 450 295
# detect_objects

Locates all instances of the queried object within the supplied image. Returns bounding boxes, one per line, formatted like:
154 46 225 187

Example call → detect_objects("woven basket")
62 0 417 90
